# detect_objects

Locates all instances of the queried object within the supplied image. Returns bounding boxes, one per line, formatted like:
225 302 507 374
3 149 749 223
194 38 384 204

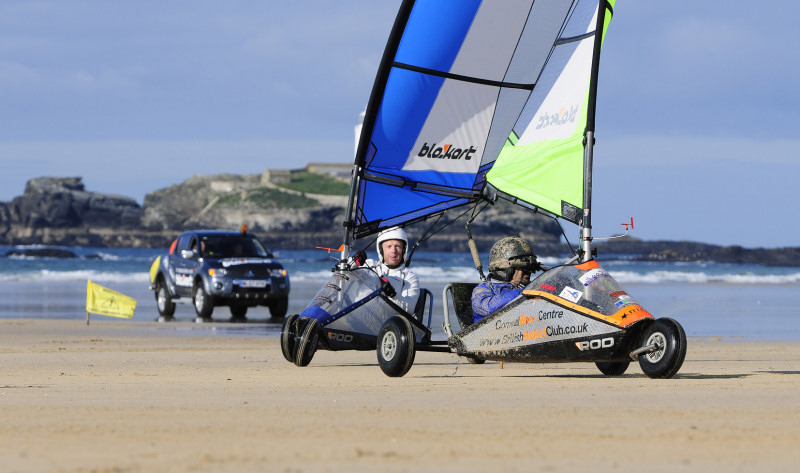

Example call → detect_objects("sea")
1 245 798 341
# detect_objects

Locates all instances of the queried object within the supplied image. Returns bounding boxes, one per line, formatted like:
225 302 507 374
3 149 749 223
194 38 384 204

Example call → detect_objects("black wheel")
293 317 319 367
466 356 485 365
280 314 299 363
637 318 687 379
269 296 289 319
376 316 416 377
229 305 248 321
155 279 176 317
595 361 630 376
193 282 214 320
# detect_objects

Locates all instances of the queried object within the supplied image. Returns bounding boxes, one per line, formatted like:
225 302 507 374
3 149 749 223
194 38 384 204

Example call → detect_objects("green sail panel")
487 0 614 224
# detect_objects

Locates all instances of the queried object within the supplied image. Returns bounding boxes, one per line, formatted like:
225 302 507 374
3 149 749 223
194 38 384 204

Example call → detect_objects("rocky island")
1 165 798 266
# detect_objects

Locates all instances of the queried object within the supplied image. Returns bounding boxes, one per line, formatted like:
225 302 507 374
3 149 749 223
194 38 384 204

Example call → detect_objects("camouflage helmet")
487 236 538 281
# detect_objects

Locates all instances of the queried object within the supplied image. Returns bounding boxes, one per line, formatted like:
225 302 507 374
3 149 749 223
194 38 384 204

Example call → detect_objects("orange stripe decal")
521 290 652 328
575 260 600 271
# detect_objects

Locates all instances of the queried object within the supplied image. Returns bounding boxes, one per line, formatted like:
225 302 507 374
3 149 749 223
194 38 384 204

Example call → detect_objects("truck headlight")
208 268 227 277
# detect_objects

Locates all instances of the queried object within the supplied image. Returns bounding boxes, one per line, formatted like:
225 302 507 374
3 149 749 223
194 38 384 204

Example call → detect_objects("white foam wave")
610 270 800 285
0 270 150 284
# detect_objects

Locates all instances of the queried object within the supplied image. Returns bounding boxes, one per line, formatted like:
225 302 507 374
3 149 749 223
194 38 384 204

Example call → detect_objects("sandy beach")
1 319 798 472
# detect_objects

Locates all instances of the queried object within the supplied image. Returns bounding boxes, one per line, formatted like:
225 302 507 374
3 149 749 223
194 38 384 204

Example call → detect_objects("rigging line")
392 62 535 91
406 212 443 267
407 203 485 268
554 217 578 257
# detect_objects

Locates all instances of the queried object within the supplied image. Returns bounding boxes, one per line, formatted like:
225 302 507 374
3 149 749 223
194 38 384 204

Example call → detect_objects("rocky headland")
1 166 798 266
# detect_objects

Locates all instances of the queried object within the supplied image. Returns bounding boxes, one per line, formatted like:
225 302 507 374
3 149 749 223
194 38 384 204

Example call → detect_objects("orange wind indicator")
621 217 634 231
315 244 345 254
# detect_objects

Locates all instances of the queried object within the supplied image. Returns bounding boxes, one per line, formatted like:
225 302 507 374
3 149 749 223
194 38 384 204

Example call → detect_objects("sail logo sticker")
578 268 610 287
417 142 477 161
559 286 583 303
535 105 579 130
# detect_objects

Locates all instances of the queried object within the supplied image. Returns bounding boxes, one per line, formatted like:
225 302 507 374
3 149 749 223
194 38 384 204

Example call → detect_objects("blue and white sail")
347 0 614 246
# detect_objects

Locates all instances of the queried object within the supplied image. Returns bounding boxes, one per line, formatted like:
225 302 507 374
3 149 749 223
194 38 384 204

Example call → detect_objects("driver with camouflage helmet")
472 236 542 323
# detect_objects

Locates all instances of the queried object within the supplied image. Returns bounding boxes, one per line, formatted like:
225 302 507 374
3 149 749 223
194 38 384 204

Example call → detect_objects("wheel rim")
381 331 397 361
644 332 666 363
195 289 205 311
157 287 167 311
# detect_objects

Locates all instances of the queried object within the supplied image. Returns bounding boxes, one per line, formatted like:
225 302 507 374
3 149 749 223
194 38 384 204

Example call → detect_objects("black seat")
448 282 478 329
413 288 433 324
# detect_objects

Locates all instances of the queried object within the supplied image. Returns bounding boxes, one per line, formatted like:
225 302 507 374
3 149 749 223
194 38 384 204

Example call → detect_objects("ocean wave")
0 269 150 284
609 270 800 285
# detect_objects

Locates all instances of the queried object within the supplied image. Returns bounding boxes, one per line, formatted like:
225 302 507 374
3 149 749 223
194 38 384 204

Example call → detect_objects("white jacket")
364 258 420 314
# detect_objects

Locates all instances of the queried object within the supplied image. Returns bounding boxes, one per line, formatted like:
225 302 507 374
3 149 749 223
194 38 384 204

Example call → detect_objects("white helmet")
376 227 408 266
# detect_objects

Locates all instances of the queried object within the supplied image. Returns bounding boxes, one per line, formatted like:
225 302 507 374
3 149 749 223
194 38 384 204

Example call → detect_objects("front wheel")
155 279 175 317
377 316 416 377
280 314 299 363
293 317 319 367
637 318 687 379
269 296 289 319
229 305 248 321
595 361 630 376
193 283 214 320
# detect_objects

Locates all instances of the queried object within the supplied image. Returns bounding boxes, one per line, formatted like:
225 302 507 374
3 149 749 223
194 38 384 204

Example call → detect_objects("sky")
1 1 798 249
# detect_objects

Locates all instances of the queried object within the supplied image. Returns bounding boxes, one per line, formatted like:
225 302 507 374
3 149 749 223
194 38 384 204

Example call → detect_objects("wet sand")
1 319 798 472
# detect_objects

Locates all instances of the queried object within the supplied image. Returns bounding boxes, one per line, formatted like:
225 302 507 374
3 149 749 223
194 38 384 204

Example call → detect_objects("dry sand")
1 319 798 473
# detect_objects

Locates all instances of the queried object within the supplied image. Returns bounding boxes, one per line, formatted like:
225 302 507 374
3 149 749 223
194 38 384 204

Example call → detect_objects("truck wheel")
377 316 416 377
193 283 214 321
155 279 175 318
229 305 248 322
269 296 289 319
595 361 630 376
638 318 687 379
280 314 299 363
293 317 319 367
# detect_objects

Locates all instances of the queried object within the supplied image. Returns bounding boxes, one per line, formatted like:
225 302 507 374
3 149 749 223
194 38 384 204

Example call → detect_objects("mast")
339 0 416 266
580 0 611 262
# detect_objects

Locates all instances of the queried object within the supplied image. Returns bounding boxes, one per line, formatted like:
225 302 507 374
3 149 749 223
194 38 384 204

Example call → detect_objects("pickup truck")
149 229 290 322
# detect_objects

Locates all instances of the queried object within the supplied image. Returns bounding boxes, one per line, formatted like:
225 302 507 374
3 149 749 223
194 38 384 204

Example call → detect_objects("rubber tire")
269 296 289 319
595 361 630 376
280 314 299 363
229 305 248 321
637 318 687 379
155 279 176 317
193 283 214 320
293 317 319 367
466 356 486 365
376 316 416 377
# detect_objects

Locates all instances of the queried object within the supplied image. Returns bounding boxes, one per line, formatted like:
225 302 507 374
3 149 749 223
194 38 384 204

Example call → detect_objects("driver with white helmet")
357 226 420 314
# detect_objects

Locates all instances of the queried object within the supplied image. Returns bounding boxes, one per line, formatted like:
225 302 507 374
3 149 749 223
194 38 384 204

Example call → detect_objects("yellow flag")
86 280 137 319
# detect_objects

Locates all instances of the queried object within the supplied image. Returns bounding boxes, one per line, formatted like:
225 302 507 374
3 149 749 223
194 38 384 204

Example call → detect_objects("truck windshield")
199 235 270 258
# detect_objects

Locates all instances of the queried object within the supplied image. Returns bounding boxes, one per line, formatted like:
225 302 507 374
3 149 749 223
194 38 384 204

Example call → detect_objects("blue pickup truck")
149 228 290 322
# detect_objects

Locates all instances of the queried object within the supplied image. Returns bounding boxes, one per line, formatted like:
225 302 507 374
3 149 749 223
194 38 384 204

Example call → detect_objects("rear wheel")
293 317 319 367
269 296 289 319
193 283 214 321
229 305 248 321
638 318 687 379
595 361 630 376
377 316 416 377
155 279 175 318
280 314 299 363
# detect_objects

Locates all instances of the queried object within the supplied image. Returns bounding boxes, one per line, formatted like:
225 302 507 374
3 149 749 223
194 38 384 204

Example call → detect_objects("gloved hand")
353 250 367 266
380 277 396 298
